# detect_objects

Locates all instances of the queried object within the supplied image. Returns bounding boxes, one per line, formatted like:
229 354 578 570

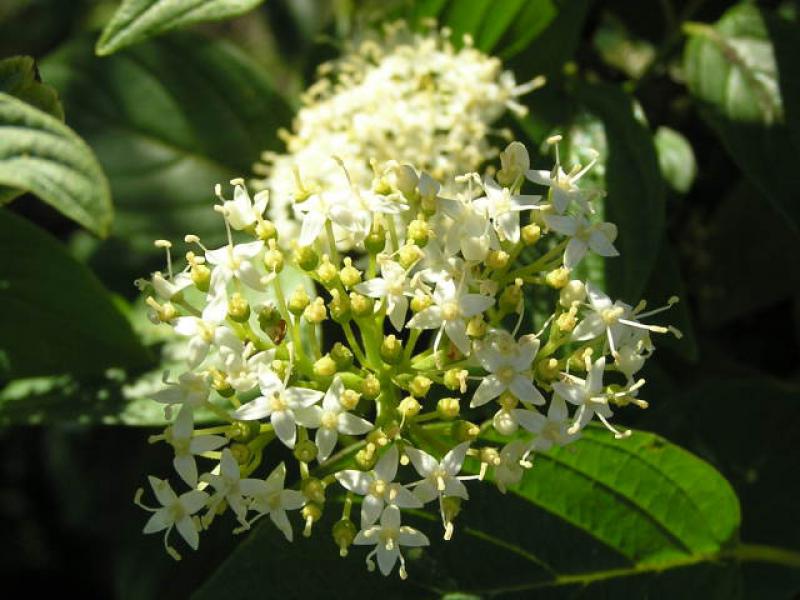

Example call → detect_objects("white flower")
172 301 231 368
525 147 598 214
472 330 544 407
335 445 422 528
405 442 470 504
216 181 269 231
472 176 540 243
168 405 227 487
233 370 323 448
353 505 429 579
152 371 210 412
406 278 494 355
136 476 209 560
151 271 192 301
297 376 373 461
218 344 275 394
437 196 496 262
202 448 250 524
514 396 579 451
238 462 305 540
205 240 266 291
543 213 619 270
354 259 415 330
492 439 533 493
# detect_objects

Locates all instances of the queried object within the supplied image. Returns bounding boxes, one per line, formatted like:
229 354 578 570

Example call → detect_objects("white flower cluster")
135 135 679 578
254 20 543 243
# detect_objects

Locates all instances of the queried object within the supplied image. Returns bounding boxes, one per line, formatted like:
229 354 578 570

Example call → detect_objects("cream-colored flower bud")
313 354 337 377
349 292 374 317
380 334 403 364
443 368 468 392
330 342 354 370
255 219 277 241
486 249 510 269
406 218 430 247
228 292 250 322
521 223 541 245
316 255 338 285
361 373 381 399
409 375 432 398
294 245 319 271
499 281 523 312
437 397 460 419
545 267 570 289
398 243 423 269
288 286 311 315
410 291 433 313
398 396 421 418
339 257 362 288
340 389 361 411
452 419 480 442
328 288 351 322
493 409 519 435
559 279 586 307
556 306 578 332
466 314 487 338
263 239 284 272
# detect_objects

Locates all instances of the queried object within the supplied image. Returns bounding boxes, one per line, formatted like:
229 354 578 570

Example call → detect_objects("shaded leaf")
0 55 63 120
0 209 149 379
654 126 697 194
42 33 293 252
0 92 113 235
96 0 265 56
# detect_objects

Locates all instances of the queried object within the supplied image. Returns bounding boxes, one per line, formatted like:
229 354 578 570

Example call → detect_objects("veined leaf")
0 92 113 235
0 209 148 379
96 0 266 56
0 56 63 120
654 126 697 194
42 33 292 252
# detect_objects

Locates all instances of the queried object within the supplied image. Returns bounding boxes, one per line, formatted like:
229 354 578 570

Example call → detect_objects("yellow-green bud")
333 518 358 557
339 258 362 288
255 219 277 241
444 368 468 392
556 306 578 332
229 442 251 465
330 342 354 370
410 292 433 313
480 447 501 467
406 218 430 247
313 354 337 378
263 240 284 272
486 249 510 269
294 439 318 463
209 368 234 397
303 297 327 323
409 375 432 398
340 389 361 411
328 289 351 323
452 419 480 442
229 420 260 443
190 263 211 292
349 292 374 317
380 334 403 364
498 391 519 410
536 357 561 382
466 314 487 338
521 223 541 245
288 286 311 316
397 244 423 269
224 292 248 322
437 397 460 419
499 282 523 312
398 396 421 418
364 223 386 254
294 245 319 271
316 256 338 286
302 503 323 537
493 409 519 435
569 347 593 372
301 478 326 504
258 304 281 329
559 279 586 307
361 374 381 399
355 445 377 470
545 267 570 289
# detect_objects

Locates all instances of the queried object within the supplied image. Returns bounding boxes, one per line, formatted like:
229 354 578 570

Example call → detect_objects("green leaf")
0 209 149 379
683 4 800 232
0 92 113 235
654 126 697 194
96 0 266 56
194 426 763 598
42 33 293 252
572 81 666 301
0 55 63 120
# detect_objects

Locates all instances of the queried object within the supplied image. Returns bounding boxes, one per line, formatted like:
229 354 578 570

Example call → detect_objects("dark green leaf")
0 209 149 379
654 126 697 194
96 0 266 56
42 33 293 252
0 92 113 235
573 81 666 301
0 55 63 120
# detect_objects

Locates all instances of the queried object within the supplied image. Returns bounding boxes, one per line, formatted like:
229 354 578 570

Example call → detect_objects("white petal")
552 382 586 406
294 405 323 428
388 295 409 331
380 504 402 529
173 454 198 487
361 494 384 528
564 238 587 270
299 211 326 247
285 387 324 409
233 396 270 421
406 306 443 330
443 442 469 476
510 376 545 406
398 527 430 547
315 427 338 461
548 395 569 422
337 412 373 435
375 445 399 482
354 278 389 298
376 545 400 576
270 509 294 541
572 313 605 341
143 510 170 534
335 470 372 495
148 476 177 506
272 410 297 448
405 447 438 477
413 481 439 504
444 477 469 499
459 294 495 317
514 408 547 433
544 214 578 236
176 515 200 550
444 320 471 355
391 485 424 509
471 375 505 407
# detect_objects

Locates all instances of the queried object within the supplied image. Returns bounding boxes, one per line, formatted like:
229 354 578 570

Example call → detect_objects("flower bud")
521 224 541 246
466 315 487 338
499 281 523 312
255 219 277 241
406 218 430 247
349 292 374 317
294 439 318 463
536 357 561 382
480 447 501 467
380 334 403 364
545 267 569 289
328 289 351 323
225 292 249 322
364 223 386 254
190 262 211 292
397 244 423 269
301 478 326 504
339 258 362 288
398 396 421 418
437 397 460 419
361 374 381 399
303 297 327 323
263 240 284 272
443 368 468 392
559 279 586 307
498 391 519 411
418 172 439 214
355 446 377 470
340 389 361 411
493 409 518 435
410 291 433 313
569 347 593 372
330 342 354 370
209 368 234 398
486 249 510 269
394 164 419 196
316 256 338 286
294 245 319 271
497 141 530 186
409 375 432 398
451 420 480 442
333 518 358 557
288 286 311 315
556 306 578 332
229 442 251 465
229 420 260 443
313 354 337 378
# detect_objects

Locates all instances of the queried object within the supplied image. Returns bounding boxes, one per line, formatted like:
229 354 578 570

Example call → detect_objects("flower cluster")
135 134 679 578
254 20 543 243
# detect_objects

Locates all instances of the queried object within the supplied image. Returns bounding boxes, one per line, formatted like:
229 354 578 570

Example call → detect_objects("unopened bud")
340 389 361 411
229 420 260 443
545 267 570 289
397 244 423 269
301 478 326 504
364 223 386 254
452 420 480 442
521 224 541 245
294 439 319 463
398 396 421 418
406 218 430 247
263 240 284 272
559 279 586 307
437 397 460 419
444 368 468 392
466 314 487 338
486 249 510 269
317 256 338 285
227 292 250 322
409 375 432 398
255 219 277 241
295 245 319 271
313 354 337 378
350 292 374 317
333 518 358 557
361 374 381 399
328 289 351 323
498 391 519 410
209 368 234 397
288 286 311 315
303 297 327 323
410 292 432 313
380 335 403 364
339 257 362 288
330 342 354 370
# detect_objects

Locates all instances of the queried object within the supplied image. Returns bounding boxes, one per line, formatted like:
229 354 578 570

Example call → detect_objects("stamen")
597 413 631 439
154 240 174 279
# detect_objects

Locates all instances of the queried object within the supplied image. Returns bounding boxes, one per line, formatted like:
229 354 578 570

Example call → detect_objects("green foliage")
0 209 149 379
96 0 266 56
0 56 63 120
42 32 292 251
654 126 697 194
0 92 113 235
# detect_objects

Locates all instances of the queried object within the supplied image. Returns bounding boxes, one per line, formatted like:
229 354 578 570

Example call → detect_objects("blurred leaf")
593 12 656 79
0 209 149 379
683 4 800 232
654 126 697 194
96 0 265 56
42 33 293 252
0 92 113 235
195 426 758 598
573 81 666 302
0 56 63 120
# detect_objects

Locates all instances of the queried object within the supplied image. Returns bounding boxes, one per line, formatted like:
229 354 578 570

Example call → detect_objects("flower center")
601 306 624 325
370 479 387 497
321 410 339 429
271 393 288 412
497 366 516 384
441 301 460 321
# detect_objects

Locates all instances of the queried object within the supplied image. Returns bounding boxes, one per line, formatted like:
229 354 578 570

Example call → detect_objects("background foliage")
1 0 798 598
